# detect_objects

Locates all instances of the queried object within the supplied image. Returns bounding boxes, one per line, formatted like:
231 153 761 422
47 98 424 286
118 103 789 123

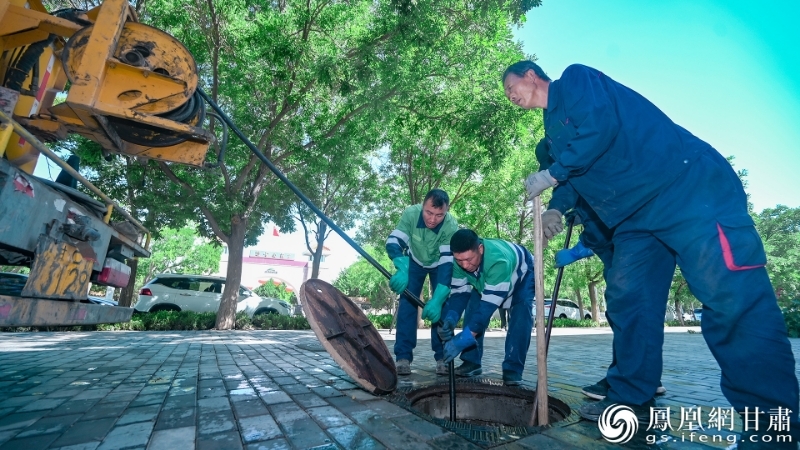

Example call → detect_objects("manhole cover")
296 342 326 352
300 279 397 394
386 377 574 448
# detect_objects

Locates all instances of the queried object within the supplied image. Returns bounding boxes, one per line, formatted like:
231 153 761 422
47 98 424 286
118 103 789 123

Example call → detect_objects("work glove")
524 169 557 199
541 209 564 239
437 309 460 342
422 284 451 323
389 257 410 294
443 326 477 363
555 241 595 268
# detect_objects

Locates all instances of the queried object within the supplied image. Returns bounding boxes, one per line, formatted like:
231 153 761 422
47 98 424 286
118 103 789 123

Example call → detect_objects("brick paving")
0 328 797 449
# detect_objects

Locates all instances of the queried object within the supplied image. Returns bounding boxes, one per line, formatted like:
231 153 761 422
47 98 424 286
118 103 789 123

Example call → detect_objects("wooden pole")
531 195 548 426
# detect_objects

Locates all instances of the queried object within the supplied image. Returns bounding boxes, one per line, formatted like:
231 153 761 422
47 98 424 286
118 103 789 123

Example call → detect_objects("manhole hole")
386 377 573 448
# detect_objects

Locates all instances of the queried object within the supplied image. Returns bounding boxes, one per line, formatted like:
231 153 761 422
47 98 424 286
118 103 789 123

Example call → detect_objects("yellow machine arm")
0 0 213 170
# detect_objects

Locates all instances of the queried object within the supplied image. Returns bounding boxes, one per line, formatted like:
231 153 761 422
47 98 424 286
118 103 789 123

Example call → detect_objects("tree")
292 140 379 279
254 281 296 304
132 0 540 329
333 247 395 311
137 225 222 286
754 205 800 304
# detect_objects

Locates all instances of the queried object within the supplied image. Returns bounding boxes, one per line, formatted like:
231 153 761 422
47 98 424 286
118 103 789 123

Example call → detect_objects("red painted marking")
717 223 765 271
0 304 11 318
13 174 34 197
18 57 53 146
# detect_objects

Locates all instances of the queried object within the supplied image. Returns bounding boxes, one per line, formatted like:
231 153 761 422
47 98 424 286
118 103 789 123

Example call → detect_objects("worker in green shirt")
386 189 459 375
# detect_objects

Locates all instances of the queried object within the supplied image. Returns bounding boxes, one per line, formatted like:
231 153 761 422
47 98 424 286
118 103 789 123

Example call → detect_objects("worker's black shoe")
582 377 667 400
581 377 610 400
454 361 482 377
578 397 656 422
396 359 411 375
435 360 448 376
502 370 522 386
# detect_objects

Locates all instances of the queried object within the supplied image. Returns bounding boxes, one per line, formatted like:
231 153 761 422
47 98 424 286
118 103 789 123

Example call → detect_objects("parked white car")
135 274 291 317
532 298 587 320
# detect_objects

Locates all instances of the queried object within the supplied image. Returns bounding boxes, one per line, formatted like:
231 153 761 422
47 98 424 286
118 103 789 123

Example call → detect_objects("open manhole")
387 377 573 448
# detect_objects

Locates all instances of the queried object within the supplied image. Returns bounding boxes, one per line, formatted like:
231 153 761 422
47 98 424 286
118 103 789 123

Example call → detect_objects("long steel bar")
531 196 548 426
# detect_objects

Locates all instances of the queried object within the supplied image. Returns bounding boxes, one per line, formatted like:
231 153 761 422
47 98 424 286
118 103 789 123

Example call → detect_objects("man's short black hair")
502 60 551 83
451 229 480 253
423 189 450 208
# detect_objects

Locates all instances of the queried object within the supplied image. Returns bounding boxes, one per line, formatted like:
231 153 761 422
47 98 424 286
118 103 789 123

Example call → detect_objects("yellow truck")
0 0 213 326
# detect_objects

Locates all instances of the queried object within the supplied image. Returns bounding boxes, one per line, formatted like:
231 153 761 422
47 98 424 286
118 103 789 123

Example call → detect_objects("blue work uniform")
543 64 798 427
386 205 458 363
442 239 534 376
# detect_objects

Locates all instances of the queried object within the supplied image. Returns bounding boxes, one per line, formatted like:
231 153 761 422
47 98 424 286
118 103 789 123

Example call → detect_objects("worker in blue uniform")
537 138 670 401
503 61 798 447
439 229 534 386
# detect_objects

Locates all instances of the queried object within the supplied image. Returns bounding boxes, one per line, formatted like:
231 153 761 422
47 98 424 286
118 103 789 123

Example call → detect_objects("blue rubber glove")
555 241 595 268
443 326 477 363
422 284 451 323
389 257 410 294
437 310 460 342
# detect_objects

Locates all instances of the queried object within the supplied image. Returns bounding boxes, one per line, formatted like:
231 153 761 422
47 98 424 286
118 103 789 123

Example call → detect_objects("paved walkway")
0 329 797 449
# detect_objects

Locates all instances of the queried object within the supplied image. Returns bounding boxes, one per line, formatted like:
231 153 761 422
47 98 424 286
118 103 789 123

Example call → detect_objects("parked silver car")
135 274 291 317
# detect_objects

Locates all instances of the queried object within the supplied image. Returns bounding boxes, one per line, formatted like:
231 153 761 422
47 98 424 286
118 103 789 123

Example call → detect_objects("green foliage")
367 313 394 329
665 320 701 327
333 247 395 310
782 299 800 338
754 205 800 304
550 318 603 328
251 313 310 330
254 282 296 304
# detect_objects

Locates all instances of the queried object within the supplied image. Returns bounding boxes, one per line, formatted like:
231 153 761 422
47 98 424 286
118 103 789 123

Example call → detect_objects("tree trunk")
118 258 139 308
216 215 246 330
310 222 327 279
589 281 599 321
675 297 684 326
575 287 584 320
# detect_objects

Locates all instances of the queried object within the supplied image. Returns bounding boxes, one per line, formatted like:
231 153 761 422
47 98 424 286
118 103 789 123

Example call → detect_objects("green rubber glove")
422 284 451 323
389 257 410 294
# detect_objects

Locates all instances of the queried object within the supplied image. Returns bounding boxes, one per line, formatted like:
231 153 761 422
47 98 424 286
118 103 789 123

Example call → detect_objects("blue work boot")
454 361 482 377
502 370 522 386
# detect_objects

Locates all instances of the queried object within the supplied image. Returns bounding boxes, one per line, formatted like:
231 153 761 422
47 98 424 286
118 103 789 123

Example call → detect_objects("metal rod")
530 214 576 426
531 195 548 427
449 360 456 421
0 109 151 249
195 88 427 309
544 215 576 354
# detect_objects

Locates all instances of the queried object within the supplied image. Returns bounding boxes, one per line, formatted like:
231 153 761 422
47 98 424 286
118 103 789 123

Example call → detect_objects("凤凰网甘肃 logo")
598 404 639 444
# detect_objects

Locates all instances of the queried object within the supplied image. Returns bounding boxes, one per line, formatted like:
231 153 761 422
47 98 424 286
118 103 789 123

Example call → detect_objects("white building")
216 231 336 294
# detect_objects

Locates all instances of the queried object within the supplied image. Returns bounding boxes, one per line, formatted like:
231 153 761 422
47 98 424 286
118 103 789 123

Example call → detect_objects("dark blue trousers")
446 271 534 375
604 150 798 428
394 261 444 362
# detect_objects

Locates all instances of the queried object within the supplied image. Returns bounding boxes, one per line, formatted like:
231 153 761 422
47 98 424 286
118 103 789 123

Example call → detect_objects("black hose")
195 87 427 310
4 36 55 92
202 111 228 169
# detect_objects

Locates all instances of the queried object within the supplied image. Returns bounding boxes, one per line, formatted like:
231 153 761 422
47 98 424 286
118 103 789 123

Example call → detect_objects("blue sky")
515 0 800 212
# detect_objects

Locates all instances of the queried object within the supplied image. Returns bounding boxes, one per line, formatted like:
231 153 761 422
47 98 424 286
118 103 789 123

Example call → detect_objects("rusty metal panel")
0 158 118 270
300 279 397 394
0 295 133 326
22 234 92 300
